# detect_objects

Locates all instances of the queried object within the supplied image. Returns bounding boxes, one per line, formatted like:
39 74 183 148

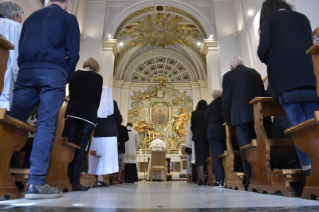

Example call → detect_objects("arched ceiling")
113 5 210 82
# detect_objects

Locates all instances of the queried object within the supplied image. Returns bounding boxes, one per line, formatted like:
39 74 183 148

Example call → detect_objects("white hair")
0 1 24 18
212 89 222 99
230 56 245 69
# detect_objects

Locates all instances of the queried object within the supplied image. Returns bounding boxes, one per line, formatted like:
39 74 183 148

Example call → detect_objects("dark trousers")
9 68 66 185
208 136 225 182
63 117 95 185
233 121 256 180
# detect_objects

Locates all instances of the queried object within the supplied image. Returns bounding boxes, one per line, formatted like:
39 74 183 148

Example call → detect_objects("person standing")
191 100 209 186
63 57 103 191
9 0 80 199
88 97 122 186
124 122 139 183
205 89 226 187
258 0 319 191
0 1 23 110
222 57 265 185
117 121 129 184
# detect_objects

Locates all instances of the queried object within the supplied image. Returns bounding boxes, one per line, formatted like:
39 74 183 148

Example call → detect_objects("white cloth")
97 86 114 118
88 136 119 175
0 18 22 111
147 138 166 180
125 127 139 163
185 125 195 164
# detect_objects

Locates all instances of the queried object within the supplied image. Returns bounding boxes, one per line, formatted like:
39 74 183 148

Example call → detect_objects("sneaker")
96 181 109 187
25 184 62 200
72 184 89 191
212 182 223 188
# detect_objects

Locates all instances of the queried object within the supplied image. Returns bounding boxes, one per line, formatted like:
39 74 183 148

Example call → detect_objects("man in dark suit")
205 89 226 187
9 0 80 199
222 57 265 183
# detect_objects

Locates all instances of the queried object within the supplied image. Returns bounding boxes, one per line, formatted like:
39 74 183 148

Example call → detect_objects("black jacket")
18 4 80 82
191 109 208 143
205 97 226 139
258 10 316 100
94 101 122 138
222 65 265 126
117 125 129 153
66 70 103 124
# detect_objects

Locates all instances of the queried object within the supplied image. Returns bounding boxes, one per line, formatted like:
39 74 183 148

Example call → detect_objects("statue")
133 119 161 149
171 108 191 139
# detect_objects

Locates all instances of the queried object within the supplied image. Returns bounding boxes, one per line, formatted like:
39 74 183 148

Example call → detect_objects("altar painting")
150 101 170 125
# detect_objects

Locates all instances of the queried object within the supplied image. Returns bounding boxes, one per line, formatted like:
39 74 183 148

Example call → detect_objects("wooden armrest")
90 150 102 157
0 109 36 132
240 139 257 150
10 168 30 174
0 34 14 50
285 111 319 134
62 137 80 150
268 139 295 147
307 43 319 55
218 151 227 158
282 169 302 175
249 97 274 104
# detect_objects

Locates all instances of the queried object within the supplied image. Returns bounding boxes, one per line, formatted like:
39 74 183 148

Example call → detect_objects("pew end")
244 97 302 197
0 109 36 200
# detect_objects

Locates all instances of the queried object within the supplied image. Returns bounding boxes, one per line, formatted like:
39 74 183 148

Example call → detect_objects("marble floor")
1 182 319 211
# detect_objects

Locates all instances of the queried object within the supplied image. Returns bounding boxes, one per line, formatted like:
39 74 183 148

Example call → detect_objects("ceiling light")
108 34 112 39
119 42 123 46
210 35 213 39
248 10 254 16
197 42 201 46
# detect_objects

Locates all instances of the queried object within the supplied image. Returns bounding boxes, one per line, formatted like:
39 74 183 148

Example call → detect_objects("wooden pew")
0 34 37 200
242 97 302 197
219 123 246 190
206 149 216 186
284 39 319 199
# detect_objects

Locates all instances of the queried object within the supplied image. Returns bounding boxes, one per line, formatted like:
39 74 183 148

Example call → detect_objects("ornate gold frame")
149 101 171 126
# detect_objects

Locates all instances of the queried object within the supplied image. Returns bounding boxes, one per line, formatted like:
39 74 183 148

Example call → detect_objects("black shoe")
72 184 88 191
198 180 206 186
25 184 62 200
119 181 123 184
212 182 223 187
96 181 109 187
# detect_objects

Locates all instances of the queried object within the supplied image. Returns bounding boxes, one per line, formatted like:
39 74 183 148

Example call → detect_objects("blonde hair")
212 89 222 99
82 57 100 73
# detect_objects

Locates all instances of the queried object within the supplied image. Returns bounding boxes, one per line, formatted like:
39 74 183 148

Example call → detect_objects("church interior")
1 0 319 211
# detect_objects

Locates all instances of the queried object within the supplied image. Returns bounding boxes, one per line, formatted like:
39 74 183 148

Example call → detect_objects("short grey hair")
0 1 24 18
230 56 245 68
212 89 222 99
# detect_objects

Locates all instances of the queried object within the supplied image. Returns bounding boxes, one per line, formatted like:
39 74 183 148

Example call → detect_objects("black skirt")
124 163 138 183
195 141 209 166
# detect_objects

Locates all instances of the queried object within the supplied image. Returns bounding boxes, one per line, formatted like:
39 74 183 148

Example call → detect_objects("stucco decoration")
128 82 192 151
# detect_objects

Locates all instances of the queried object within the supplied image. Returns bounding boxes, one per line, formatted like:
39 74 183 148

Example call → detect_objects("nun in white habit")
88 86 122 186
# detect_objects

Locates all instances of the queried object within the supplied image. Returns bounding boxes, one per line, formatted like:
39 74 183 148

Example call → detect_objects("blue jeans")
281 102 319 167
9 68 66 185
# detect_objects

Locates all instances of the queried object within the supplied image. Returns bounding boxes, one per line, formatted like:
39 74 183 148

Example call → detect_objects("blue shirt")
18 4 80 82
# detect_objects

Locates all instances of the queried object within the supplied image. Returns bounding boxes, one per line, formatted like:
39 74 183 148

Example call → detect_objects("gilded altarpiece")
128 81 193 153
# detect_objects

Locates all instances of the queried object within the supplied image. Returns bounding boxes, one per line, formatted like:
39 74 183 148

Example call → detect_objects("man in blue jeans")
9 0 80 200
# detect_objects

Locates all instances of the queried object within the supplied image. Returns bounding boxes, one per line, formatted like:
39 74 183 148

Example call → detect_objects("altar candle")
153 132 154 140
167 132 168 138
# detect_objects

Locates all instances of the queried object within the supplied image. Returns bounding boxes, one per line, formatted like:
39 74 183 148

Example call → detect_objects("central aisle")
1 182 319 211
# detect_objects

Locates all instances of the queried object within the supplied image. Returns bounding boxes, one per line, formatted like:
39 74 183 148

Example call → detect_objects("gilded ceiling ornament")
128 108 147 117
122 13 200 48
